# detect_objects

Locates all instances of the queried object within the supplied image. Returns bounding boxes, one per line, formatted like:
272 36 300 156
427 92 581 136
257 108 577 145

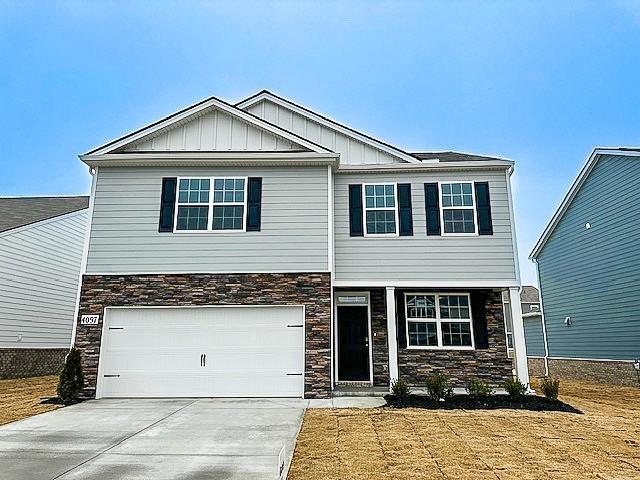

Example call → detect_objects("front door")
337 305 370 381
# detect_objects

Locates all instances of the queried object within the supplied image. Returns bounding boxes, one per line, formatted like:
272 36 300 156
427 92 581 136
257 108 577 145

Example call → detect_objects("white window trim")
173 176 248 233
362 182 399 237
438 180 479 237
404 292 475 350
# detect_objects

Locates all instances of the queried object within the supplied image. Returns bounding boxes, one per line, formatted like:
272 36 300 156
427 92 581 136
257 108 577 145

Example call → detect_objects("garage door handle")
200 354 203 367
203 354 206 367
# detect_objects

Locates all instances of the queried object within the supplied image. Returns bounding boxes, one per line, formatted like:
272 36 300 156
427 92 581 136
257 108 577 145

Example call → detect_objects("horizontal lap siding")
333 170 517 282
524 316 545 357
0 211 87 348
86 166 329 274
537 155 640 360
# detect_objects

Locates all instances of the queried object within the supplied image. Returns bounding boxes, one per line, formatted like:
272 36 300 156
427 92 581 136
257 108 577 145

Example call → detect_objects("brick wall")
529 357 639 387
75 273 332 398
0 348 67 379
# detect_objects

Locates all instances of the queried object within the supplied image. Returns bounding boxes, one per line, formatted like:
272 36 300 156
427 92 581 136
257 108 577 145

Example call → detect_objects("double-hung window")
175 177 247 232
440 182 477 235
364 183 398 235
405 293 474 349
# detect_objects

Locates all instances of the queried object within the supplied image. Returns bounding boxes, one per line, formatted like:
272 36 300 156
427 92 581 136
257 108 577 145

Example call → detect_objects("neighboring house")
530 147 640 386
0 196 89 378
73 90 530 399
501 285 542 363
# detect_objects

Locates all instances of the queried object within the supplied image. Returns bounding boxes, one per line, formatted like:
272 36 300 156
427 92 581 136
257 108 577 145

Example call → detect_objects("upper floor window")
405 293 474 349
440 182 477 235
175 177 246 232
364 183 397 235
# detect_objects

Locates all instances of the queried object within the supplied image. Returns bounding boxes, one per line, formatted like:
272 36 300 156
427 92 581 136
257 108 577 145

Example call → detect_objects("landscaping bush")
57 348 84 404
503 378 528 399
390 378 411 399
466 379 494 399
425 372 453 401
540 376 560 400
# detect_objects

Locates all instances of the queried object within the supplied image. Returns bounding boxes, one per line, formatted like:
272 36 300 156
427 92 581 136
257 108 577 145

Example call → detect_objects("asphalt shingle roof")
0 196 89 233
520 285 540 304
411 151 508 163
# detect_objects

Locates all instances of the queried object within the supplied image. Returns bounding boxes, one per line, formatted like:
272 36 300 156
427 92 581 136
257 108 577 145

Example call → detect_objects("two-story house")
73 90 529 399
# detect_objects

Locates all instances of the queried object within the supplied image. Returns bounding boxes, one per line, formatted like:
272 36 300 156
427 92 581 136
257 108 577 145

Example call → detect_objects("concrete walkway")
0 398 306 480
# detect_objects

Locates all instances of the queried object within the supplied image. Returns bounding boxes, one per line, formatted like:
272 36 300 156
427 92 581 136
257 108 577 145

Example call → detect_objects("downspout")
533 258 550 376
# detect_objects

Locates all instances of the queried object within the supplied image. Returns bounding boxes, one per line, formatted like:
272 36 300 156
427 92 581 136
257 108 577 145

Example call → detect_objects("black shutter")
396 291 407 349
397 184 413 236
475 182 493 235
424 183 441 235
158 177 177 233
246 177 262 232
471 291 489 349
348 184 364 237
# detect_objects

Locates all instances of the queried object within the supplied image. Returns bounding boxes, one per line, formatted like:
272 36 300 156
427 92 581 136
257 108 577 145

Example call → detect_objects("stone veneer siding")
370 289 389 387
528 357 639 387
0 348 68 379
397 289 513 387
75 273 331 398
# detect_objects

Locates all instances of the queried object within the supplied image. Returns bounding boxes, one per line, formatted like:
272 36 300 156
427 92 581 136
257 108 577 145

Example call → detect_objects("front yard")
0 375 60 426
290 381 640 479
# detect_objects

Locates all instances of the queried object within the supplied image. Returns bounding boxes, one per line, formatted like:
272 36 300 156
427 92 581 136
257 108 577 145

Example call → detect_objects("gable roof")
0 196 89 233
84 95 334 156
530 147 640 259
236 90 421 164
520 285 540 303
412 151 510 163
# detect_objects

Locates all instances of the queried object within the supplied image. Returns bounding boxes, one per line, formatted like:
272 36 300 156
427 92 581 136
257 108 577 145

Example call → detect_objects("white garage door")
97 306 304 398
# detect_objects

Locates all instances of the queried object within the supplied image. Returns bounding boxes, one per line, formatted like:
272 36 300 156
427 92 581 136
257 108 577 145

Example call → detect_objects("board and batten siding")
333 170 517 283
123 107 302 152
0 210 88 349
86 166 329 274
524 316 545 357
537 155 640 361
244 99 404 165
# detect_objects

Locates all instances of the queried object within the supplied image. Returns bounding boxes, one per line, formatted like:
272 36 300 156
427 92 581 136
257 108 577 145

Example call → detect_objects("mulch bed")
384 394 582 413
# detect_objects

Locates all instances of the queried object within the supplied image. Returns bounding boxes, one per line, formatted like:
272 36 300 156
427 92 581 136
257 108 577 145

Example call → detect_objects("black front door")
337 305 370 381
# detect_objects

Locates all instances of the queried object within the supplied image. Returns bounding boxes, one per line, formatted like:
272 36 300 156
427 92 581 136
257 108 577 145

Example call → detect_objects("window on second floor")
364 183 398 236
440 182 477 235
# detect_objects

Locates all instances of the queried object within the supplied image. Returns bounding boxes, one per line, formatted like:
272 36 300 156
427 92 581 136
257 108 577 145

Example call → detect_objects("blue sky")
1 1 639 285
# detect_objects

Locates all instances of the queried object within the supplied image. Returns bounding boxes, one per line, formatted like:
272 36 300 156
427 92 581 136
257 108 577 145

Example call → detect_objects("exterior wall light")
564 316 572 326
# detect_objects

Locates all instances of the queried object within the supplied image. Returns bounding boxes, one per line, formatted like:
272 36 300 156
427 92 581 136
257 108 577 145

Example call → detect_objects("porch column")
385 287 399 389
509 287 531 387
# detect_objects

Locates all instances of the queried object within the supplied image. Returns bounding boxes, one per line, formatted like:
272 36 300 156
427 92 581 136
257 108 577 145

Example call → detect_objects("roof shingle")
0 196 89 233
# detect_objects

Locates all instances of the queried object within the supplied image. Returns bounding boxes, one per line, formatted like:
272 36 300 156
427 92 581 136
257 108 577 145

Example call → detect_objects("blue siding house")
530 148 640 386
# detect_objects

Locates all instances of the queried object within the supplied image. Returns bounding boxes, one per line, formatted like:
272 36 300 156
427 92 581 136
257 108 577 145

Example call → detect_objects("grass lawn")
0 375 60 426
289 380 640 479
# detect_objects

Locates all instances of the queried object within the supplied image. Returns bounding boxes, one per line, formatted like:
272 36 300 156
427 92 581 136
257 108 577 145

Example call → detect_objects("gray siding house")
73 90 531 400
530 148 640 385
0 196 89 378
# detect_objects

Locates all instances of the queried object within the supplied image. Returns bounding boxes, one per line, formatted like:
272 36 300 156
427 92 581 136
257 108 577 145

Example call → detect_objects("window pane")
366 210 396 234
439 295 470 319
443 209 475 233
214 178 245 204
212 205 244 230
441 322 472 346
408 321 438 346
406 295 436 318
177 178 210 204
176 206 209 230
441 182 474 211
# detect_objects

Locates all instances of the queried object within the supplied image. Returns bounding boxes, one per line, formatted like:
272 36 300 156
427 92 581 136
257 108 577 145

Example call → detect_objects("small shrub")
466 379 494 399
57 348 84 404
540 376 560 400
425 372 453 401
503 377 528 399
391 378 411 398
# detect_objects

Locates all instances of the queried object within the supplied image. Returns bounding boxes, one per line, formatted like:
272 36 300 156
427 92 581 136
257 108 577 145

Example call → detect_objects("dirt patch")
384 394 582 413
0 376 60 426
289 380 640 479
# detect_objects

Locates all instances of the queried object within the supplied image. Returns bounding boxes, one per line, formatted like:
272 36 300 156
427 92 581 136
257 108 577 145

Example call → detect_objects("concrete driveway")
0 397 306 480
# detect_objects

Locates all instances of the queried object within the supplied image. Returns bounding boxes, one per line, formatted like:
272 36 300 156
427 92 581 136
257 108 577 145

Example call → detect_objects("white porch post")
509 287 531 387
386 287 399 390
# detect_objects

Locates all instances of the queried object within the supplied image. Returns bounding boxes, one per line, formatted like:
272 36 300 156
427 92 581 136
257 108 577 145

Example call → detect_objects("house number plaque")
80 315 100 325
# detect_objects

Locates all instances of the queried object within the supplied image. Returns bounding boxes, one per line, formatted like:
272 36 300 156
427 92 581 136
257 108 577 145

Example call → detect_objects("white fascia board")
529 147 640 259
332 280 520 288
79 152 339 168
236 91 421 164
84 96 333 156
336 160 513 174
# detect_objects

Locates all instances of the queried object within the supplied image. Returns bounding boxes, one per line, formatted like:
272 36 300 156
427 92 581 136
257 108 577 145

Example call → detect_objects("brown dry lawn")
289 380 640 480
0 375 60 426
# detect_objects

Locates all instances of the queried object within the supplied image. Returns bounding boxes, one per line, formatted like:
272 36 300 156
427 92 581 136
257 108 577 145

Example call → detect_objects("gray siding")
537 155 640 360
86 166 329 274
334 170 517 283
524 316 545 357
0 210 88 349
